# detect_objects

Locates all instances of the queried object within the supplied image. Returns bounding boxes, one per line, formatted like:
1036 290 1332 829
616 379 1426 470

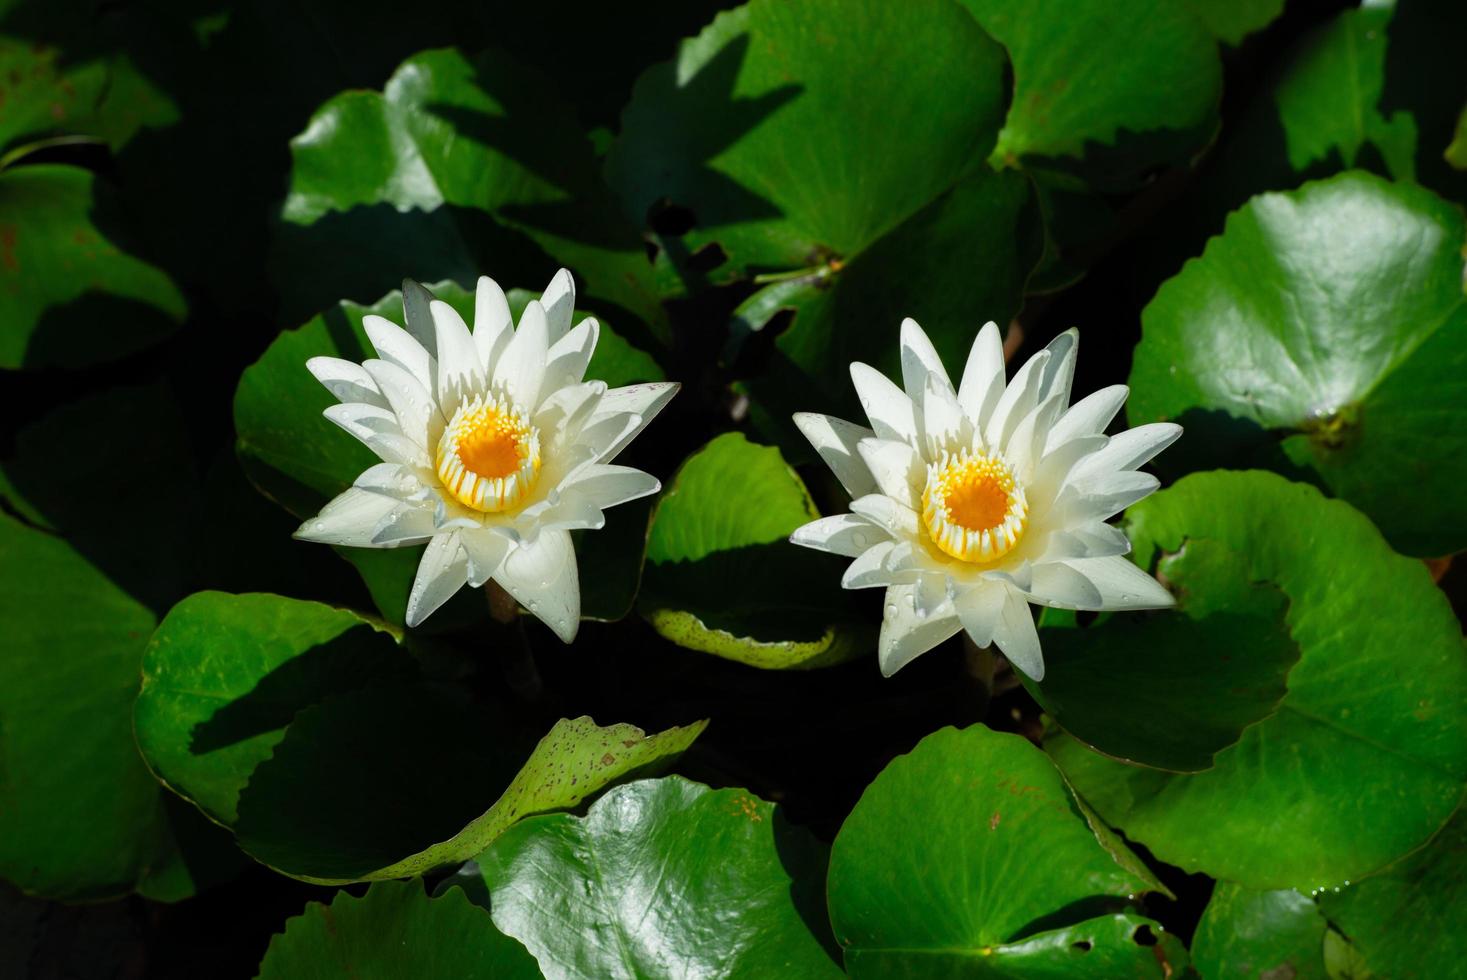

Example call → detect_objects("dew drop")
851 531 868 549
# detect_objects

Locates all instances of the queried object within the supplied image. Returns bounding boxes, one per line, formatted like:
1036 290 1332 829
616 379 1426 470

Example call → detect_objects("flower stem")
485 582 543 702
962 634 994 716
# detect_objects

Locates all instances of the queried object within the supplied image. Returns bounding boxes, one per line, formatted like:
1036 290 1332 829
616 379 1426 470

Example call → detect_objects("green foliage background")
2 0 1464 976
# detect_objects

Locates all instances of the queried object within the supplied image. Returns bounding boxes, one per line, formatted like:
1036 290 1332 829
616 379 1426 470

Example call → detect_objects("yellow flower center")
435 392 541 513
921 449 1028 563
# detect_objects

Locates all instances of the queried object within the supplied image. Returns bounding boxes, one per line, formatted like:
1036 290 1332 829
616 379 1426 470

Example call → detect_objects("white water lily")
789 320 1180 680
294 270 676 639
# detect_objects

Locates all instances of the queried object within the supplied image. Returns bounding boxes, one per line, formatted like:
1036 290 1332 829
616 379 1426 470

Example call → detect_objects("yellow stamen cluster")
921 449 1028 563
435 392 541 513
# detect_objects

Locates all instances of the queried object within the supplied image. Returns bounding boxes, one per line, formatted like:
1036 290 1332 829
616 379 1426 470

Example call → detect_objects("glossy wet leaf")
1192 883 1327 980
234 279 660 625
0 165 184 370
610 0 1037 409
1048 471 1467 890
731 165 1039 411
1196 5 1415 236
256 879 540 979
828 725 1179 978
1316 808 1467 979
134 592 409 825
475 776 842 979
1027 584 1299 773
0 513 175 900
640 433 870 669
1132 173 1467 556
958 0 1221 180
280 46 666 332
609 0 1007 274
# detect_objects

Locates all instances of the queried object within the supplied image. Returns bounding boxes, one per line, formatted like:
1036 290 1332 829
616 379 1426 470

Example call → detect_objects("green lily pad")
134 592 410 826
958 0 1221 180
0 512 175 900
278 46 666 333
233 683 705 885
1132 172 1467 557
1183 0 1284 45
1026 583 1300 773
137 591 703 884
828 725 1183 977
609 0 1038 407
234 279 662 625
1192 883 1328 980
0 384 200 615
474 776 842 978
0 164 184 370
639 433 871 669
0 34 175 156
1316 808 1467 979
256 879 541 979
1048 471 1467 890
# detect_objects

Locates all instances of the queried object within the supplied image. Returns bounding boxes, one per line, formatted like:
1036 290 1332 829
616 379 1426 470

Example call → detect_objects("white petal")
1069 423 1182 482
883 539 947 581
992 588 1044 681
1026 562 1104 610
370 503 438 546
850 493 919 538
856 438 924 509
354 462 430 500
540 269 576 342
792 412 878 499
473 276 514 373
324 402 399 441
1036 523 1133 562
1032 434 1108 506
985 349 1050 451
913 572 949 617
955 583 1006 649
363 314 435 397
790 514 889 558
364 359 439 450
495 529 580 643
432 300 484 419
577 413 644 467
920 378 967 458
1060 471 1161 523
543 317 599 393
406 533 469 627
878 583 961 676
1005 391 1065 482
586 382 680 462
899 318 953 402
597 381 679 419
323 404 427 467
1037 328 1078 405
562 464 660 510
1046 556 1174 610
850 362 918 444
294 488 401 547
958 321 1005 428
534 490 607 532
535 381 606 445
307 356 387 408
460 527 513 587
493 299 550 409
841 541 898 589
1046 384 1128 453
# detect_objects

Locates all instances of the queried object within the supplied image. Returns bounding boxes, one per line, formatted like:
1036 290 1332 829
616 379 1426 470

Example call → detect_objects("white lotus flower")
789 320 1180 680
294 270 676 639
